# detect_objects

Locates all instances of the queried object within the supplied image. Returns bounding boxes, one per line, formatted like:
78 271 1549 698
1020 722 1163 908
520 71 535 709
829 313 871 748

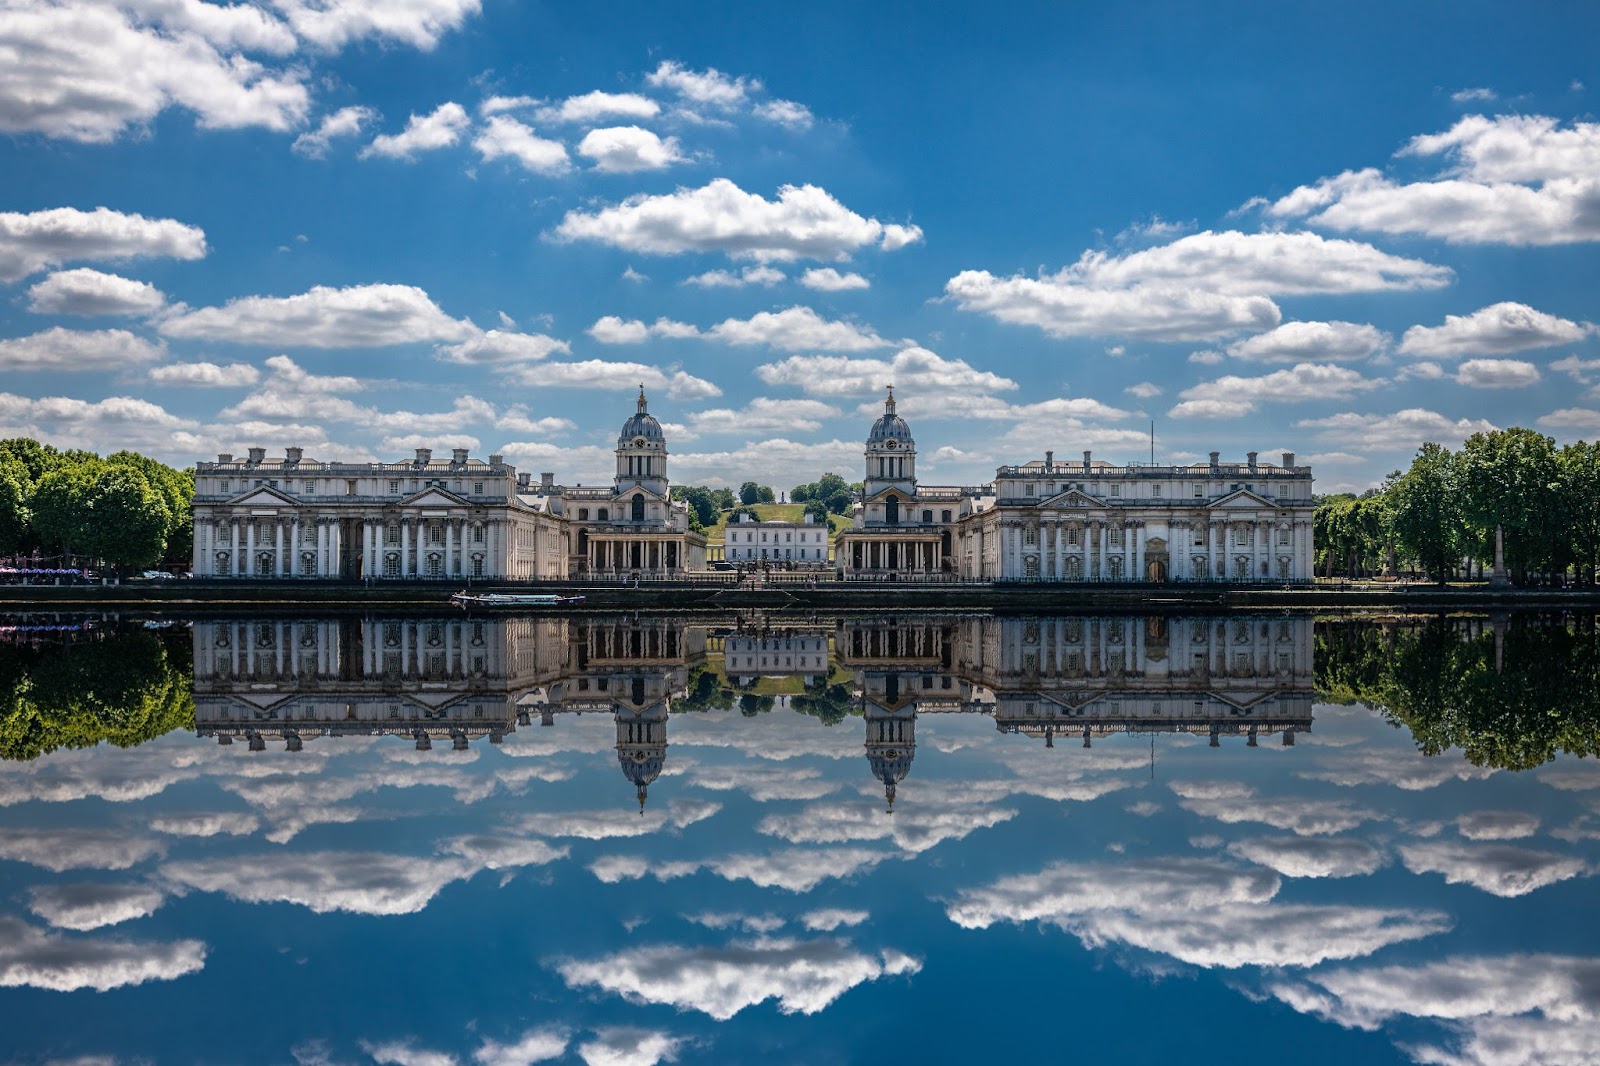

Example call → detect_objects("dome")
618 386 665 444
866 386 912 445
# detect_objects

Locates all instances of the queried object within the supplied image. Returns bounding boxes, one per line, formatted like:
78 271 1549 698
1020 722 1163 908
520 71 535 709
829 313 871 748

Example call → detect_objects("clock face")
634 437 646 447
885 439 898 449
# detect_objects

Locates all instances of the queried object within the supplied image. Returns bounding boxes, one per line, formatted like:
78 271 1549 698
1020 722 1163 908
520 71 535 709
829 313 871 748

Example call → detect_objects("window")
1276 484 1288 499
304 481 314 494
942 509 952 523
1110 484 1121 497
1277 526 1292 546
1194 483 1204 497
597 508 608 521
386 526 399 545
1234 526 1251 546
921 509 932 523
578 508 589 521
428 523 443 545
220 479 230 493
473 525 485 543
1025 483 1035 496
1109 526 1125 547
1066 525 1080 546
388 480 401 493
474 482 484 495
1152 483 1162 497
347 480 357 495
1023 527 1037 546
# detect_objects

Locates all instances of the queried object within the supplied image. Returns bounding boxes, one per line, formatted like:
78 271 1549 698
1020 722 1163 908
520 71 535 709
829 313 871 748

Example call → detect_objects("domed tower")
863 676 916 812
864 386 916 500
616 386 669 500
615 696 668 811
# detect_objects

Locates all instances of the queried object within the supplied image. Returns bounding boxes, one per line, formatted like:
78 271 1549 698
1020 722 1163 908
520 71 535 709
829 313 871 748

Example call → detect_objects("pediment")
1039 488 1105 509
1212 489 1276 508
226 486 297 507
400 488 468 508
863 485 917 504
1209 690 1277 710
403 691 466 710
224 691 295 711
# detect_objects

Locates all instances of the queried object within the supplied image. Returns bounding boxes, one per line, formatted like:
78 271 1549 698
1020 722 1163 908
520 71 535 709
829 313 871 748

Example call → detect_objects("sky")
0 0 1597 494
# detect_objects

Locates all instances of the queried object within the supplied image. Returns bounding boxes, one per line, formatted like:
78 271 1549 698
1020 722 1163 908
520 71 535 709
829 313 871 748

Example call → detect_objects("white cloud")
507 359 720 400
757 346 1015 398
1169 363 1383 418
0 391 201 459
26 268 165 316
149 360 261 387
1296 408 1499 451
0 206 206 284
705 306 889 350
1188 349 1224 365
1227 321 1388 363
1169 780 1382 835
360 1039 457 1066
472 1027 569 1066
672 438 865 491
555 935 920 1020
1125 382 1162 399
1268 114 1600 244
26 883 167 931
1451 87 1499 103
473 115 571 174
577 126 685 172
588 316 651 344
362 101 471 160
0 2 309 142
159 283 475 346
536 90 659 124
621 265 648 283
575 1028 685 1066
435 329 570 365
1537 408 1600 434
800 267 869 291
1398 841 1589 897
519 800 719 841
553 178 922 261
753 99 814 129
645 60 758 110
0 916 205 992
292 104 378 157
148 812 261 838
687 398 840 435
684 265 785 288
758 797 1017 854
1456 358 1541 388
1457 811 1540 841
275 0 482 51
1225 837 1386 879
1399 302 1592 358
946 230 1448 343
800 909 869 932
0 327 165 371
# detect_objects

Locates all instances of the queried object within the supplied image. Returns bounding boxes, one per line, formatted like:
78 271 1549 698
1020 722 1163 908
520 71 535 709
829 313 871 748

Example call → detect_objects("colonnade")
198 514 503 579
585 535 681 574
844 536 942 573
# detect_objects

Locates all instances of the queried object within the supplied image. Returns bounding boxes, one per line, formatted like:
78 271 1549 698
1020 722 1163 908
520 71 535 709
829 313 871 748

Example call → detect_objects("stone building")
722 513 830 566
954 450 1316 582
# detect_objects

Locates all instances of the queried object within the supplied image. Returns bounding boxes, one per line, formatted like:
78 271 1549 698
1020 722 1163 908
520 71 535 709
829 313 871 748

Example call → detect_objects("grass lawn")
702 503 853 545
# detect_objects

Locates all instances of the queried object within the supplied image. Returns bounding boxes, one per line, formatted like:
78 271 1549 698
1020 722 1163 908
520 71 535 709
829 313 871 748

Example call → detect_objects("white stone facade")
723 514 830 565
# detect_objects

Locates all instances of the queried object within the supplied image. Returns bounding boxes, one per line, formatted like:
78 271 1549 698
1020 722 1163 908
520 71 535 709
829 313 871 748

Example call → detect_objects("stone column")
445 519 455 578
245 520 257 578
274 521 284 576
1097 521 1108 580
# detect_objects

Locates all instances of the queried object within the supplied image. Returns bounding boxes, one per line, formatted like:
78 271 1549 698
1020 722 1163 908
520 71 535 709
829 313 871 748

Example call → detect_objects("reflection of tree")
0 629 193 761
1316 618 1600 770
791 675 859 726
674 664 734 713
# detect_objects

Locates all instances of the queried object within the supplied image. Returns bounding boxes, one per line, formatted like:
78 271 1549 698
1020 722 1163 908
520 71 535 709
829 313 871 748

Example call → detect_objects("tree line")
0 438 193 574
670 473 861 532
1314 427 1600 586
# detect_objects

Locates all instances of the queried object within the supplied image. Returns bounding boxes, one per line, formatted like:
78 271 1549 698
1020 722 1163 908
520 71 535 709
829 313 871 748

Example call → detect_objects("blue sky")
1 0 1597 493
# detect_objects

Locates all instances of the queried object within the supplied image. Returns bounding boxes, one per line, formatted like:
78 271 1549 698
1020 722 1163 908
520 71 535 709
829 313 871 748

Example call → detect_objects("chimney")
452 447 469 464
246 447 265 465
1209 451 1220 470
1247 451 1258 470
540 472 554 490
1045 450 1054 472
217 452 233 464
489 453 504 466
414 447 432 466
1082 450 1092 473
284 446 303 465
517 472 530 490
1282 451 1295 470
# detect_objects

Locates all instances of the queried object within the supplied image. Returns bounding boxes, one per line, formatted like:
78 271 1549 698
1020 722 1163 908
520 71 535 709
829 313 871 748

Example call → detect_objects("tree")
739 482 776 506
0 456 29 555
1388 443 1461 582
671 485 719 531
1456 428 1563 584
80 465 172 573
803 499 830 526
106 451 193 565
1559 441 1600 586
30 462 100 563
710 487 736 511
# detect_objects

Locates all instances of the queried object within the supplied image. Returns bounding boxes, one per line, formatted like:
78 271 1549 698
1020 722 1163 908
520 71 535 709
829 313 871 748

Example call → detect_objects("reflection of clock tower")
615 386 669 498
863 386 917 498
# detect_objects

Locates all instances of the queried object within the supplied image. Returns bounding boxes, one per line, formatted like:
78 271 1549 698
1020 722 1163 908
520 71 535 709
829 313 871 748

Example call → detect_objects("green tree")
739 481 762 506
1388 443 1461 582
0 455 29 555
30 461 100 563
80 465 172 573
1456 428 1563 584
1559 441 1600 586
803 499 830 526
671 485 719 531
106 451 193 565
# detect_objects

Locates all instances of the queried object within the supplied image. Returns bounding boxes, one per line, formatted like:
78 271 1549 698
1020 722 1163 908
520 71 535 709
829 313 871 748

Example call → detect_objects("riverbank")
2 579 1598 614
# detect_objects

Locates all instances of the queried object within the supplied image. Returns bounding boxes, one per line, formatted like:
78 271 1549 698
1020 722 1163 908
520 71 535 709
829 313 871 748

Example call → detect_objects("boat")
450 592 587 608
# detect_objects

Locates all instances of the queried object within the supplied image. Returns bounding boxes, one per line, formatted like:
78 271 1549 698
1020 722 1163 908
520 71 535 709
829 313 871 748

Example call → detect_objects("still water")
1 612 1597 1065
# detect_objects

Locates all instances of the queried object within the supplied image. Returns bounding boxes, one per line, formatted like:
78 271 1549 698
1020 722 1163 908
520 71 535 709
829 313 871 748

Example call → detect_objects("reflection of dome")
866 387 912 445
865 698 915 812
618 386 665 444
867 746 914 810
619 746 666 809
616 700 668 812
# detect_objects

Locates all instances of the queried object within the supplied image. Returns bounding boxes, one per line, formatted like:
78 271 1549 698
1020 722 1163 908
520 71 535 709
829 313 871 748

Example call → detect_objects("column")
329 520 341 579
1131 522 1142 582
273 521 284 577
445 519 455 578
415 519 425 578
245 520 257 578
1097 521 1108 580
400 519 410 577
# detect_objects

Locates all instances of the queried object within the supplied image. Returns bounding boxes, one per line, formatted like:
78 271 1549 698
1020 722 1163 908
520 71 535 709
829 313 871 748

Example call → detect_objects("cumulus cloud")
1399 301 1592 358
473 115 570 174
362 101 471 160
275 0 482 51
1225 837 1386 879
758 797 1017 854
672 438 864 490
360 1039 457 1066
757 346 1015 399
148 360 261 387
1456 358 1541 388
800 267 870 291
1296 408 1499 451
434 329 570 365
535 90 659 125
687 398 840 435
148 812 262 837
554 935 920 1020
577 126 686 172
160 851 476 915
1538 408 1600 434
159 283 475 346
553 179 922 261
27 883 167 931
1398 841 1589 897
0 916 205 992
946 230 1448 343
1169 363 1383 418
645 60 758 110
801 909 869 932
684 265 785 288
0 206 206 284
1125 382 1162 399
1169 780 1382 835
1457 810 1540 841
0 391 201 459
1227 321 1387 363
0 327 165 371
0 2 308 141
26 268 165 316
518 800 719 840
292 104 377 157
754 99 814 129
0 827 164 872
472 1027 569 1065
704 306 889 350
1267 114 1600 245
508 359 720 400
575 1028 685 1066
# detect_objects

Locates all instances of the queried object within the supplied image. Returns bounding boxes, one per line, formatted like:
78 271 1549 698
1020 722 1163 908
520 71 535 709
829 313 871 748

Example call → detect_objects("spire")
637 783 648 813
884 780 896 813
637 384 648 414
884 384 895 416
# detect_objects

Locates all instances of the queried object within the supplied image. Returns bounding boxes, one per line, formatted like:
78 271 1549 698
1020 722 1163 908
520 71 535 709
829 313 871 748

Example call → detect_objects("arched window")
885 495 899 525
632 494 645 522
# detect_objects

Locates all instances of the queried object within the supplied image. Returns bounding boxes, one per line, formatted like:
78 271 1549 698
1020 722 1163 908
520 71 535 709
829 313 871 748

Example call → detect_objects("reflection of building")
193 617 572 750
722 631 829 685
